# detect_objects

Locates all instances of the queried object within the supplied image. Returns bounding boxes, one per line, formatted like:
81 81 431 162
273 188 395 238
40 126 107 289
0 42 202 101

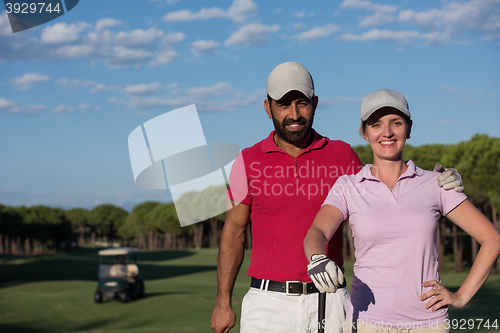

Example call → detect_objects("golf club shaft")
318 292 326 333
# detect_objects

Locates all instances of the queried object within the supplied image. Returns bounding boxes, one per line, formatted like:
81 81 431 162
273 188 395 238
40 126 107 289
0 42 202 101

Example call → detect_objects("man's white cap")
266 61 314 101
361 89 410 121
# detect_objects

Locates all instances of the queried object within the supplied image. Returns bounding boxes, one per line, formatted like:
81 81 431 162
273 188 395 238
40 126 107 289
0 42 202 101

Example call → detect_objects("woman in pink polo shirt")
304 89 500 333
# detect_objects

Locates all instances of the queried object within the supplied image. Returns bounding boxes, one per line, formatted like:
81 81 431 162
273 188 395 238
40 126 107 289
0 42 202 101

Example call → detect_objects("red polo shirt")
228 130 363 282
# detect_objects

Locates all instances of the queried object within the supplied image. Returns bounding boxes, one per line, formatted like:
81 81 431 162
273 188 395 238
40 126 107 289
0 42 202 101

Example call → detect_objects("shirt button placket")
294 158 298 186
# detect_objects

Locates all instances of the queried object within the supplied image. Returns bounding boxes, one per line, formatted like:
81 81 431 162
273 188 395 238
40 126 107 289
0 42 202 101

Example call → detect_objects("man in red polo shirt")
210 62 463 333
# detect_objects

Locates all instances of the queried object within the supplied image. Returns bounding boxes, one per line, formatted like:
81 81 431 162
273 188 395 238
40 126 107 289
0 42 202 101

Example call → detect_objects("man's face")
266 91 317 144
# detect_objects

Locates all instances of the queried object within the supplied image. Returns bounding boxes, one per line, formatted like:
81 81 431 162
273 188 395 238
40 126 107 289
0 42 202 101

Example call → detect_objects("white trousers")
240 287 348 333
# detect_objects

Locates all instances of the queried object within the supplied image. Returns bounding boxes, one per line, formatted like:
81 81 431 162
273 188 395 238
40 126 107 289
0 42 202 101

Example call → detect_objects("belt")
250 277 346 296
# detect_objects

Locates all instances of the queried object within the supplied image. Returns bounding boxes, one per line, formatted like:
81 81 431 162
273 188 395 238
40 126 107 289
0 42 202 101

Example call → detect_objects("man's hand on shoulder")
433 164 465 192
211 304 236 333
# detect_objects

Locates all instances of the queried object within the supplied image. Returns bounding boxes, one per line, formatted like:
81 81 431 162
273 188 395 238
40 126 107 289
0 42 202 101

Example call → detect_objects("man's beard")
272 114 314 144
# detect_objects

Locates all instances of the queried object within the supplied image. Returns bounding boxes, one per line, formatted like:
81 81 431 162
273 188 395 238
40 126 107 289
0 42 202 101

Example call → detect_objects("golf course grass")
0 249 498 332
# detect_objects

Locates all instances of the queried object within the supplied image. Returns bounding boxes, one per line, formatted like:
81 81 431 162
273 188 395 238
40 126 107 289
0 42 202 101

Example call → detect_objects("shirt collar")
261 129 327 154
354 160 423 183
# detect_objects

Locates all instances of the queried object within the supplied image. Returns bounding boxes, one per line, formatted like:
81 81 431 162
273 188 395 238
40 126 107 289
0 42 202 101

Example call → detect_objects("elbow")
492 229 500 253
482 231 500 258
303 228 317 247
221 222 247 246
493 234 500 257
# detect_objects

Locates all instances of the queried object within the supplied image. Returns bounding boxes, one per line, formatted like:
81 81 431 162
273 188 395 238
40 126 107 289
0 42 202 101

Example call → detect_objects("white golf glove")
433 164 464 192
307 254 344 293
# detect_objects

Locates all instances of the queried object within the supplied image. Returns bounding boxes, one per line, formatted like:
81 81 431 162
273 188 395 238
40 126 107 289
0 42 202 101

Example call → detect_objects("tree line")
1 134 499 273
0 200 228 255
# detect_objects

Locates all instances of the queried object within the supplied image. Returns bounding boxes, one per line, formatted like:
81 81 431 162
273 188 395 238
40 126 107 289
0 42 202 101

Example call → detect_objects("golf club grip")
318 292 326 333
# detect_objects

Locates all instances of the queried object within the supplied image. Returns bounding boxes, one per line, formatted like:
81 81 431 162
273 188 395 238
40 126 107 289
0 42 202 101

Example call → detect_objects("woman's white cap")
361 89 410 121
266 61 314 101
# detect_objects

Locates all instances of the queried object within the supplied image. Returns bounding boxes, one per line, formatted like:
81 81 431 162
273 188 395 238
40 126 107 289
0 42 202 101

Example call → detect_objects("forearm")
456 238 500 304
304 205 345 263
215 225 246 307
444 200 500 307
304 227 328 263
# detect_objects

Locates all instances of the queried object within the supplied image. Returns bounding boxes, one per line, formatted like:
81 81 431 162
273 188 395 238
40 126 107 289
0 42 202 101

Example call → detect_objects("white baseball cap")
266 61 314 101
361 89 410 121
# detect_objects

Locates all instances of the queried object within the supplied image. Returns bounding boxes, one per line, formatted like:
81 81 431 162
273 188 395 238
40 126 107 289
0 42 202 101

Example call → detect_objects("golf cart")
94 247 145 303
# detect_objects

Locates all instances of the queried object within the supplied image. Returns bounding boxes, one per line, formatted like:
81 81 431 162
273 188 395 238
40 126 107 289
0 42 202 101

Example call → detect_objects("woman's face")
362 108 411 163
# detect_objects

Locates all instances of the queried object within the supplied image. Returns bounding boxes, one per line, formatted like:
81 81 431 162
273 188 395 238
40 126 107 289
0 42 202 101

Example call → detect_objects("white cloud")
339 0 397 13
53 104 100 113
55 78 95 89
95 18 122 31
87 28 168 46
162 31 185 44
77 103 101 113
196 96 259 111
164 8 227 21
112 46 153 60
0 99 48 114
108 97 122 104
337 28 420 43
293 10 314 19
54 44 95 59
128 94 260 112
440 83 488 96
360 12 396 27
0 17 184 68
0 12 12 35
11 72 51 90
125 82 162 96
41 22 92 43
120 84 262 113
296 24 341 42
150 0 179 4
0 98 96 115
54 105 75 113
90 84 120 93
440 84 456 92
338 0 398 29
225 23 280 47
163 0 257 23
186 82 232 97
128 96 189 110
150 49 179 66
336 0 500 44
0 98 16 109
293 23 306 30
227 0 258 23
190 40 220 56
24 104 48 113
114 28 165 45
105 46 154 68
398 0 500 44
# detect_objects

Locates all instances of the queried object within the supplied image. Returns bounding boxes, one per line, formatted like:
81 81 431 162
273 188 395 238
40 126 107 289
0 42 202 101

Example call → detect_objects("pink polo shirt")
323 160 467 327
228 130 363 282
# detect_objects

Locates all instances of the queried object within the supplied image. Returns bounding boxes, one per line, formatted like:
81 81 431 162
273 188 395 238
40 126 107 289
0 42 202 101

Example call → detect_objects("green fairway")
0 249 498 332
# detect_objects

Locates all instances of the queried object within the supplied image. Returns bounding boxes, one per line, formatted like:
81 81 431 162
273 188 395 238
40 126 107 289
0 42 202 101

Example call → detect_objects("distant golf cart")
94 247 145 303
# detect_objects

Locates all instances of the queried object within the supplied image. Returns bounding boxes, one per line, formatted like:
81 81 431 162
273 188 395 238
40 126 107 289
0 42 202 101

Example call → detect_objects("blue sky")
1 0 499 211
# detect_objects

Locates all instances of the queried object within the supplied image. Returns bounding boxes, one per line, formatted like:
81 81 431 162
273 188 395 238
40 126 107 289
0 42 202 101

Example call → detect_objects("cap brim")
268 85 314 101
361 104 410 121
